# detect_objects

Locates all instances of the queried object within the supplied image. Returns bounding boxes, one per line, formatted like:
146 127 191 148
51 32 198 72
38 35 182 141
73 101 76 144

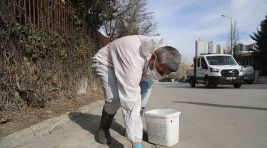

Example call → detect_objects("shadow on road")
68 112 125 148
173 101 267 111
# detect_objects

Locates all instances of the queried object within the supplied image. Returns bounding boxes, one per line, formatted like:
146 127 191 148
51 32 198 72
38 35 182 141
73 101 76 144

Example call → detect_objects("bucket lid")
144 109 181 118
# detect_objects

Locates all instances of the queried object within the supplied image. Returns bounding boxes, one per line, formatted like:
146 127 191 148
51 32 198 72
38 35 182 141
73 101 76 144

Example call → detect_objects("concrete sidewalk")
0 100 155 148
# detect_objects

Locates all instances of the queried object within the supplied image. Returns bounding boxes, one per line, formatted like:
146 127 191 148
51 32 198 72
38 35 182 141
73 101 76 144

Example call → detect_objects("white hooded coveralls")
92 35 163 142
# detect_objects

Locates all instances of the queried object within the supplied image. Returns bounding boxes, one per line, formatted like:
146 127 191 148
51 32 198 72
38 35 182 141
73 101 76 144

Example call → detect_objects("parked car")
241 65 255 84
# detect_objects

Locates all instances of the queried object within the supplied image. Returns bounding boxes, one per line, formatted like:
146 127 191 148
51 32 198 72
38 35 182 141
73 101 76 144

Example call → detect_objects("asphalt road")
2 83 267 148
146 82 267 148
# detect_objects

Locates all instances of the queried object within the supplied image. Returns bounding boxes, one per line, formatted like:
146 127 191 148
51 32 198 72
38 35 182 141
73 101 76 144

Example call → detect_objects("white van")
187 54 244 88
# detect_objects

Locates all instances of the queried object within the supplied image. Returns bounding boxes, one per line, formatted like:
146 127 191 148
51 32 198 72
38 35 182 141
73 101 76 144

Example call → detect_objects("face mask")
148 67 162 81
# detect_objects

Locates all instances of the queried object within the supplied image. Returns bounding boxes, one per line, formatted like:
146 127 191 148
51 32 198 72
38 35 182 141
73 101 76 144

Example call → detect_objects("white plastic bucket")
144 109 181 147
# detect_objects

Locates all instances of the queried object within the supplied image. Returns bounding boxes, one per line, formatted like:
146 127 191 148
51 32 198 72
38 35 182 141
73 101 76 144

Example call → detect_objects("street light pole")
221 14 233 55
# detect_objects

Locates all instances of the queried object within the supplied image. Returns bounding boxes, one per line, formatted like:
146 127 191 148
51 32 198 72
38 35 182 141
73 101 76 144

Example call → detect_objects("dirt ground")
0 91 103 138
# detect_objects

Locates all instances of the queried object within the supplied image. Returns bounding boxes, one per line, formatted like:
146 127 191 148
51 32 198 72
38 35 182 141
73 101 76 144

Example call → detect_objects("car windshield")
206 56 237 65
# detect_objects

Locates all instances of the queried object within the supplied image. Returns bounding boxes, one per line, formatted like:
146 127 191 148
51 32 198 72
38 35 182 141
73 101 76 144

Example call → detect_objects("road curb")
0 100 104 148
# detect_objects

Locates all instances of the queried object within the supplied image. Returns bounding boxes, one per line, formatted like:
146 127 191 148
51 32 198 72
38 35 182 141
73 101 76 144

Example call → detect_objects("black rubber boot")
96 109 115 144
143 129 148 141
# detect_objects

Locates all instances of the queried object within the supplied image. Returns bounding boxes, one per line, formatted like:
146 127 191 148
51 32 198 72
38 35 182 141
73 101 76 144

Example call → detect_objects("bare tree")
225 20 239 55
103 0 157 41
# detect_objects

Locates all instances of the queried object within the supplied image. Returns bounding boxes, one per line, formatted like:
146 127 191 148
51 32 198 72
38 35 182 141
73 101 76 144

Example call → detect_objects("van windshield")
206 56 237 65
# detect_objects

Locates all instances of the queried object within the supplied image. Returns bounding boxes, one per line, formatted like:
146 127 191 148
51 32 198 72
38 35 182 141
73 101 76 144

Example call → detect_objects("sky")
146 0 267 63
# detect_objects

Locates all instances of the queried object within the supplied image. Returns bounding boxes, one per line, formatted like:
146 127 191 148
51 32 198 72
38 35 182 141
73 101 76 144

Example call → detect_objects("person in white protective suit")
92 35 181 148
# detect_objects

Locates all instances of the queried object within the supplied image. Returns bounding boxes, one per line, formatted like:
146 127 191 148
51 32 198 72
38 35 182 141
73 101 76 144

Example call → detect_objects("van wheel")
248 81 253 84
205 77 212 88
233 83 241 88
189 78 196 87
212 84 218 88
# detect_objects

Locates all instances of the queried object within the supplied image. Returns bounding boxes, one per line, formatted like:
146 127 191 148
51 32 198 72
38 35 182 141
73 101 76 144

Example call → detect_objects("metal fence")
8 0 74 34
